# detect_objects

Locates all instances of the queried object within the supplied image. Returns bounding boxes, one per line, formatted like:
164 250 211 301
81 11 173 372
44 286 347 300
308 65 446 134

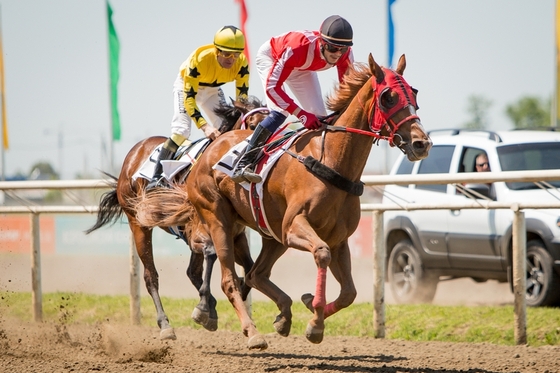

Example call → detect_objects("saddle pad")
132 139 210 181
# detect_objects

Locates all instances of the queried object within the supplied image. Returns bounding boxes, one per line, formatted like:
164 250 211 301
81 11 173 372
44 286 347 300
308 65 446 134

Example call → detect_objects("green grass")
1 291 559 346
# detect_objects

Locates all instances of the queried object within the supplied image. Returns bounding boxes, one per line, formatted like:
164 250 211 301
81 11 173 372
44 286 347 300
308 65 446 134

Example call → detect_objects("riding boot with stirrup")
231 125 272 183
146 138 179 190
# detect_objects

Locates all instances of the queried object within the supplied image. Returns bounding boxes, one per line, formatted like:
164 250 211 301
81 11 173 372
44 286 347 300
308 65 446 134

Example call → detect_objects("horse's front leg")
245 238 291 336
195 243 218 331
187 242 218 331
130 222 176 340
285 215 331 344
302 240 357 319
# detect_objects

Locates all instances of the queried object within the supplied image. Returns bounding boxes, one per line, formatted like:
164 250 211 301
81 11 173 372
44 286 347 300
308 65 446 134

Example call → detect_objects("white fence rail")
2 169 560 344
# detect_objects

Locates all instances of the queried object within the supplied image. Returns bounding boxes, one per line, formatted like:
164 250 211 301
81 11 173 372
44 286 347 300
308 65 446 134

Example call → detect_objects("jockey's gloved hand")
298 110 321 130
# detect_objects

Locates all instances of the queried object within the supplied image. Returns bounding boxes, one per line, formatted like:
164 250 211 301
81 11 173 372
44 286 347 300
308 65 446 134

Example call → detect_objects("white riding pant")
170 73 225 139
255 41 328 116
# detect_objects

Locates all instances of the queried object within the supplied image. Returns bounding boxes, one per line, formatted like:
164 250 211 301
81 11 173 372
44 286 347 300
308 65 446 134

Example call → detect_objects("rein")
259 68 420 196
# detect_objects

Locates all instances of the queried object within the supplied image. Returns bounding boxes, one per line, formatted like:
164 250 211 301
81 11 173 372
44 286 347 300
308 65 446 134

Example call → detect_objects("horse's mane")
326 62 372 113
215 95 266 133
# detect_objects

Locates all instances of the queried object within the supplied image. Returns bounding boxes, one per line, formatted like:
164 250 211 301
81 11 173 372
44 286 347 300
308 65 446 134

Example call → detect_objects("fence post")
372 210 385 338
129 233 141 325
512 205 527 345
30 213 43 322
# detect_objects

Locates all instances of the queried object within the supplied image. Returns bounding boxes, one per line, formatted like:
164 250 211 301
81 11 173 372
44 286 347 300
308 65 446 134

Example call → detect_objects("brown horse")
139 54 431 349
85 97 268 340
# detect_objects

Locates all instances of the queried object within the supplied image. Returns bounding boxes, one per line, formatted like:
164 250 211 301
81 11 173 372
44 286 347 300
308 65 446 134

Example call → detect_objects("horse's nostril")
412 140 432 153
413 141 425 150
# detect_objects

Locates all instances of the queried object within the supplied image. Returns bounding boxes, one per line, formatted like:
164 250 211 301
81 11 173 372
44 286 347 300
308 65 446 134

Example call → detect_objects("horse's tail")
135 184 195 228
84 175 123 234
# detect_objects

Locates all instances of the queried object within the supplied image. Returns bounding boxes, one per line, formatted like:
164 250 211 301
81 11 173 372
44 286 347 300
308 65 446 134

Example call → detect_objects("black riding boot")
231 125 272 183
146 138 179 189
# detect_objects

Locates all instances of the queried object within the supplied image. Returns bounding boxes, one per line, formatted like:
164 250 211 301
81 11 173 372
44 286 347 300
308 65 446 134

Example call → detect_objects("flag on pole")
0 11 8 150
235 0 250 63
387 0 397 68
107 0 121 141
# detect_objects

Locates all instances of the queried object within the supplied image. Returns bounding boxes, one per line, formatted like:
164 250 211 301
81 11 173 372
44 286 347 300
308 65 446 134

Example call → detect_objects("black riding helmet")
320 15 353 46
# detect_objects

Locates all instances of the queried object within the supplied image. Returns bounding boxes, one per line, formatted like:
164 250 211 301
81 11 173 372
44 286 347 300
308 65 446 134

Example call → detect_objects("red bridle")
354 67 420 146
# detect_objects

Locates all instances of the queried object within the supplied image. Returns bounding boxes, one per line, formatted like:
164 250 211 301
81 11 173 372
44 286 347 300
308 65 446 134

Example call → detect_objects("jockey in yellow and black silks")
148 25 250 189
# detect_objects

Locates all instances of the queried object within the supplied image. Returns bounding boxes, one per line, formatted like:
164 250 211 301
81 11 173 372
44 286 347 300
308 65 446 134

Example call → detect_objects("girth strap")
302 156 364 196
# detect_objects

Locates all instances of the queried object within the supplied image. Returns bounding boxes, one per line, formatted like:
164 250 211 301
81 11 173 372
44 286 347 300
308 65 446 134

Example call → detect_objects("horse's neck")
322 93 374 180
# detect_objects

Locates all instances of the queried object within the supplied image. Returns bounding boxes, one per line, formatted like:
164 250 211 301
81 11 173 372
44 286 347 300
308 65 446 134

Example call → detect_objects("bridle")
240 107 270 130
326 67 421 152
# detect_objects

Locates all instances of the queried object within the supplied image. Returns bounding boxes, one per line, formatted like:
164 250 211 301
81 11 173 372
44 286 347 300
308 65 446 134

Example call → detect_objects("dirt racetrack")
1 318 559 373
1 253 555 372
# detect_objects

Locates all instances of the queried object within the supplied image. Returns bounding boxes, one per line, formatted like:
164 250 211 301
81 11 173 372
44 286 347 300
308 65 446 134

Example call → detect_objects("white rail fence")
2 169 560 345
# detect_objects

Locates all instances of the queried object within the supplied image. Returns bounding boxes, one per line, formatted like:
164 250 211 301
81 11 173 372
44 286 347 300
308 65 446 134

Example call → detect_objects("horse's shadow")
209 351 514 373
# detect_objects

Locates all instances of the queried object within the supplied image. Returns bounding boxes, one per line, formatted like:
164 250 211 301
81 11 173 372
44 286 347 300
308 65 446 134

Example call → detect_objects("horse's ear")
369 53 384 84
232 99 249 113
395 54 406 75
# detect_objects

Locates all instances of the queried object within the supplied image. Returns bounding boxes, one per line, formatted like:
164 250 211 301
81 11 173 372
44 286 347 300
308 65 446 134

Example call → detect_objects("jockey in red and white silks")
255 30 354 118
232 15 354 184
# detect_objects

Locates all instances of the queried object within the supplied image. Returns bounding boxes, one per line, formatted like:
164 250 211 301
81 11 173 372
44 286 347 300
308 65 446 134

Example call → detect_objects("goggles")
217 49 241 59
323 42 349 54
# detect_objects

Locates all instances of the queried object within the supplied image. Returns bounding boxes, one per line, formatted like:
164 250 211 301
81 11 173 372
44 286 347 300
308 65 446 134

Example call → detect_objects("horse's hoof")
305 323 324 344
301 293 315 313
191 307 209 326
203 318 218 332
247 334 268 350
160 327 177 340
273 315 291 337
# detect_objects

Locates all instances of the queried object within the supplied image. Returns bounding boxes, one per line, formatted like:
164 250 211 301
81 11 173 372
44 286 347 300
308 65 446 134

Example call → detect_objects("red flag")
235 0 250 63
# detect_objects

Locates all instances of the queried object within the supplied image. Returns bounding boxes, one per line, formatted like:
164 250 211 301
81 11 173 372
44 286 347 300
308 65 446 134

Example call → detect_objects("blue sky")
0 0 555 179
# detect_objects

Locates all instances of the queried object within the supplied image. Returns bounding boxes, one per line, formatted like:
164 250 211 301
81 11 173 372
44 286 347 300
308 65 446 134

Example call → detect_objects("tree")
505 96 550 129
29 162 59 180
463 95 493 130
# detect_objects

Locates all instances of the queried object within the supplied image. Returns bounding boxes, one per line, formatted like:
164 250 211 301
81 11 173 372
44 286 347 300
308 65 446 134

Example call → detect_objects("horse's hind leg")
201 216 267 349
245 238 291 336
233 231 254 301
129 221 176 340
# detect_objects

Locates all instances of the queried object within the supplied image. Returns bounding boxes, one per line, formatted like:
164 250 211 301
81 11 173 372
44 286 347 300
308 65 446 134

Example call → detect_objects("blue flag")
388 0 397 68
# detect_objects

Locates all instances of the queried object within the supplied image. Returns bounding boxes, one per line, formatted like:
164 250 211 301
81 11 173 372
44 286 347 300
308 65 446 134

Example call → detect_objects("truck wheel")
388 240 438 304
526 240 560 307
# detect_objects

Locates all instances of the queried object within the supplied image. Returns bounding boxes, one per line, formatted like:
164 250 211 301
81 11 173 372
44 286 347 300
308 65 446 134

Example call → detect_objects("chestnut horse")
139 54 431 349
86 97 268 340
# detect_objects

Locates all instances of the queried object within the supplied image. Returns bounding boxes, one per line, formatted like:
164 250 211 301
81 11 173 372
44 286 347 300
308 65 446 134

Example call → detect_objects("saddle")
132 138 211 185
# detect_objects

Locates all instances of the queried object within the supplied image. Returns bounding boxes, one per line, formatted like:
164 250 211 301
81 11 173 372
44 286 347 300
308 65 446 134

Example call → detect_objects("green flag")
107 0 120 141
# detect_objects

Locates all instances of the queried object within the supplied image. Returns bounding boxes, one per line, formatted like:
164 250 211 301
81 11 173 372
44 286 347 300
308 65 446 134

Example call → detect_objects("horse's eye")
411 87 420 110
380 89 398 111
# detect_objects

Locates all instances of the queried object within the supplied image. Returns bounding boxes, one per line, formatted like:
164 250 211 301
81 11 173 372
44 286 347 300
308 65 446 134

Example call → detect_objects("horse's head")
233 98 269 130
369 54 431 161
216 96 269 133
